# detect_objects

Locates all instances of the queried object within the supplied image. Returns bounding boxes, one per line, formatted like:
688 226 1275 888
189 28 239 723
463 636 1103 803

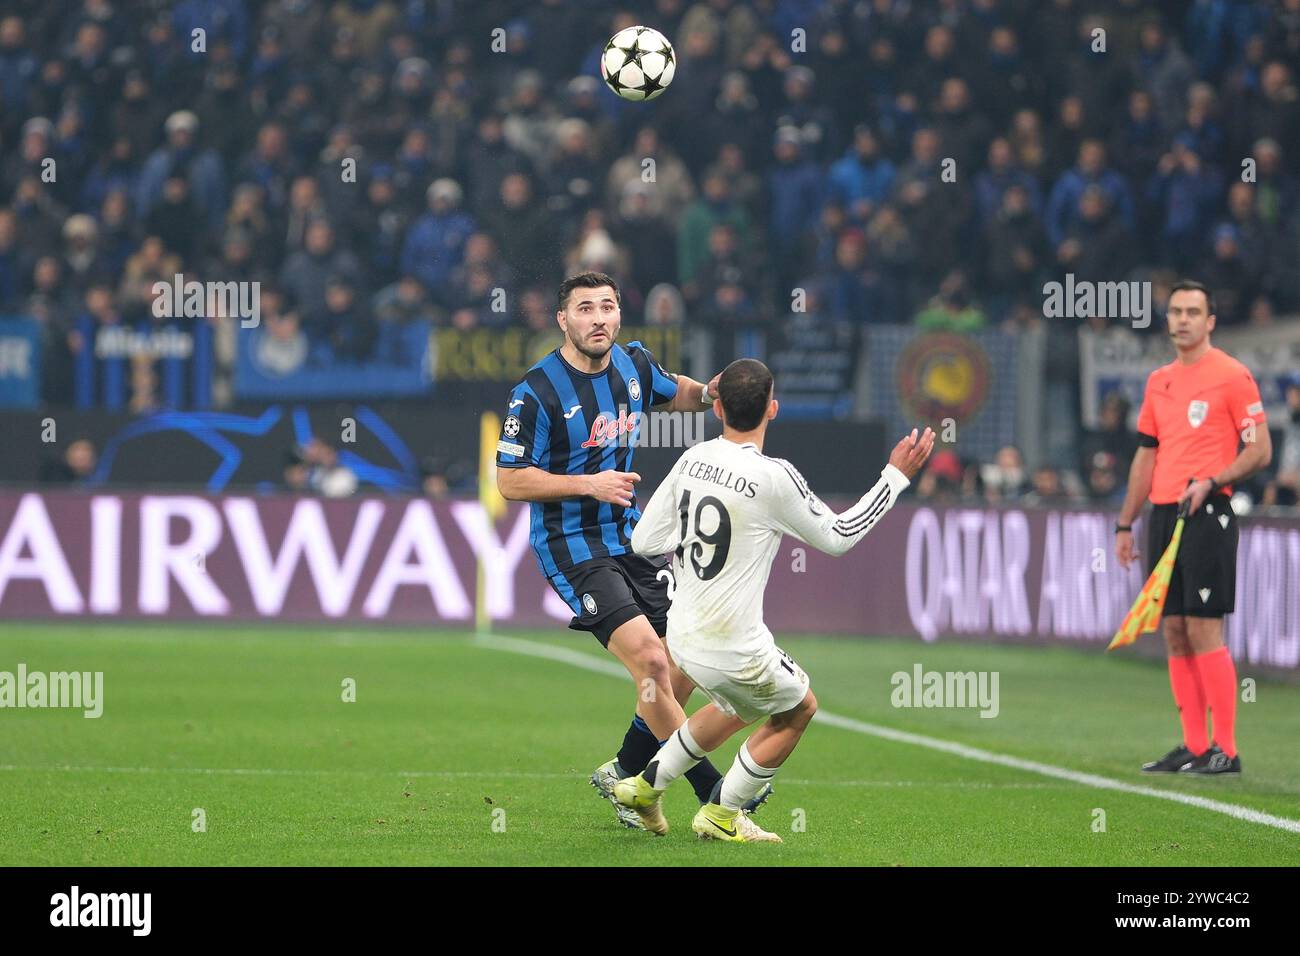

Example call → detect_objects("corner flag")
476 411 508 635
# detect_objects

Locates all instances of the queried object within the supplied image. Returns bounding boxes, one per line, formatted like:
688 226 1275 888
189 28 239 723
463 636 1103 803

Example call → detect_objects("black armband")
1136 432 1158 448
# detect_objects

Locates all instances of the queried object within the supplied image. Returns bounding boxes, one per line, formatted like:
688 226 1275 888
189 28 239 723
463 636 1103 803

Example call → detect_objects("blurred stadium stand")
0 0 1298 505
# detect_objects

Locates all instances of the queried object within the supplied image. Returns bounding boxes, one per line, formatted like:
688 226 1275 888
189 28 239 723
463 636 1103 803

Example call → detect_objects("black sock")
615 715 660 776
684 759 724 804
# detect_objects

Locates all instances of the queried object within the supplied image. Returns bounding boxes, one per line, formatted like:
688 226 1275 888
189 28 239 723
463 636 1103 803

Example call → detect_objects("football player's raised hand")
704 372 722 403
888 427 936 480
587 470 640 508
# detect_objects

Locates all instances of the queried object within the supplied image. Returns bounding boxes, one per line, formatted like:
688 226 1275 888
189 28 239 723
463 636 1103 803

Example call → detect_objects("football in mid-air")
600 26 676 101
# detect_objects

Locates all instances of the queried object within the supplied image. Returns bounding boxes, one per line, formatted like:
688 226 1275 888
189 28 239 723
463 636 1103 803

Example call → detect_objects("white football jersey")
630 436 910 666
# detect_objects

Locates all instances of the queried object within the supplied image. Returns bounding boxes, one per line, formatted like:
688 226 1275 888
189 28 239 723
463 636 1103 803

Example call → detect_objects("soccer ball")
600 26 676 102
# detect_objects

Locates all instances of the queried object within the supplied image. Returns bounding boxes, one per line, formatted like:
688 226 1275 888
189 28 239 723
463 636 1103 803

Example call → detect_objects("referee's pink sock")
1167 655 1208 755
1194 647 1238 758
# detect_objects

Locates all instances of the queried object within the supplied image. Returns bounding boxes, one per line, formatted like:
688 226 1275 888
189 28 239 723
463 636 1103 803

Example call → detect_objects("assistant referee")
1114 280 1272 775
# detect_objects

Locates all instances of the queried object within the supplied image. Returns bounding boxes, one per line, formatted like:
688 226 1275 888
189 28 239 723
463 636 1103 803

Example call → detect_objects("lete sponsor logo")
581 410 640 447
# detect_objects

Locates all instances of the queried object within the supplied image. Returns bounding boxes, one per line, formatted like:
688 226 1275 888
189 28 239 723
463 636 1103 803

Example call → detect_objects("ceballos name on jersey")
677 457 759 498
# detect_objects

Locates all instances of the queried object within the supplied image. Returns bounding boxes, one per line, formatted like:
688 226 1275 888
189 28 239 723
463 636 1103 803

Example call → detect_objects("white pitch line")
474 633 1300 836
476 633 630 678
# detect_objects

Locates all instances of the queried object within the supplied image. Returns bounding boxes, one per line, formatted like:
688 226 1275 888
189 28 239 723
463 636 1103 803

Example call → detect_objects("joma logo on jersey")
581 411 641 447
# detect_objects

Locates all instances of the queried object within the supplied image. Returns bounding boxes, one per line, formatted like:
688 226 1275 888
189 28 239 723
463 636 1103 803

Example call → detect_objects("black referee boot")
1184 744 1241 775
1141 744 1196 773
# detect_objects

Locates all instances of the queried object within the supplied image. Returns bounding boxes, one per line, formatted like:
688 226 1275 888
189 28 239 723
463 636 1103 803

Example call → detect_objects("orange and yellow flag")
1107 504 1189 651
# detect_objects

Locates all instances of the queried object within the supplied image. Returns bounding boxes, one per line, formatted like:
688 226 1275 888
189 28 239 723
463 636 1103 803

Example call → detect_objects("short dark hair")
718 358 773 431
558 272 621 311
1169 279 1215 315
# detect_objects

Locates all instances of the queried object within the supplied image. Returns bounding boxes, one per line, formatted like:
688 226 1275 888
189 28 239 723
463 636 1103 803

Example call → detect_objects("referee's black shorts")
1146 493 1238 619
550 552 674 647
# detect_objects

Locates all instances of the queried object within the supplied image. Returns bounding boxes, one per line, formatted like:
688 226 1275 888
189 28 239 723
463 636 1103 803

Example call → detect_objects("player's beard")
570 327 615 361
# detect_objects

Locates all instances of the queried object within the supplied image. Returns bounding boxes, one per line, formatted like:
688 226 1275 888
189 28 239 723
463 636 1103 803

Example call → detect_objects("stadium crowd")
3 0 1299 503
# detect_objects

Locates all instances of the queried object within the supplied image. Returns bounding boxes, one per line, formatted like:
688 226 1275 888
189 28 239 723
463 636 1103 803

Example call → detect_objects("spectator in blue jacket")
1108 89 1166 187
234 122 296 216
0 17 38 133
974 136 1042 227
1185 0 1271 82
81 135 140 215
827 124 896 228
768 126 824 297
172 0 251 62
1131 18 1195 122
135 110 227 234
1044 139 1136 250
821 227 891 324
1145 133 1224 270
400 178 476 307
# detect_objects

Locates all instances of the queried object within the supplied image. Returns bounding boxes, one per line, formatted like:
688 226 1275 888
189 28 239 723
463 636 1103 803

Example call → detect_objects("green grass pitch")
2 623 1298 866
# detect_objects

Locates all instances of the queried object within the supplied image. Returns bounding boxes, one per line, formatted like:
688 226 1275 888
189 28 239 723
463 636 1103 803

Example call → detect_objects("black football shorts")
1146 493 1238 619
548 552 674 647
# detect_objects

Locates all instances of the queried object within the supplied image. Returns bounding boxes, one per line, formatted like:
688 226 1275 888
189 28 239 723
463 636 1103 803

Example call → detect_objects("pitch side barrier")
0 493 1295 674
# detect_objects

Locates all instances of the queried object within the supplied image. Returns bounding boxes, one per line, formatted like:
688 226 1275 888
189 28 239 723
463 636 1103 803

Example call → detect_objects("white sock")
643 723 705 791
718 741 777 810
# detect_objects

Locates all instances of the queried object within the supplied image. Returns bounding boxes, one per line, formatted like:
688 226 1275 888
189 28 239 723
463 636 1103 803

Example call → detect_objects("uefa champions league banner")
0 492 1296 671
1079 323 1300 429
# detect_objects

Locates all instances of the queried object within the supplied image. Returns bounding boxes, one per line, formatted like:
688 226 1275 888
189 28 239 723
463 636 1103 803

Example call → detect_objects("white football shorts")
669 643 810 723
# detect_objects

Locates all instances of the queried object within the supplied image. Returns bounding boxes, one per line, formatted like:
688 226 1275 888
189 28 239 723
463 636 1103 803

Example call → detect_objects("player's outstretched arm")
661 370 723 413
630 473 680 556
770 428 934 557
663 373 706 412
629 340 719 413
498 466 640 507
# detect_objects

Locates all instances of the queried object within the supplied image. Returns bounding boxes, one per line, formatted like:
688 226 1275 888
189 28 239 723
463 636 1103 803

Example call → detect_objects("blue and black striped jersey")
496 340 679 581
